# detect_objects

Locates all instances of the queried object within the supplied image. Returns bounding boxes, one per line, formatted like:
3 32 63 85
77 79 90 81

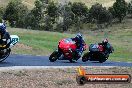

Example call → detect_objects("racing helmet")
75 33 83 41
102 38 108 44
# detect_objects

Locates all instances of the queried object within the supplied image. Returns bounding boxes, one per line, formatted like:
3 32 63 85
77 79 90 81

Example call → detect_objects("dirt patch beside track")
0 67 131 88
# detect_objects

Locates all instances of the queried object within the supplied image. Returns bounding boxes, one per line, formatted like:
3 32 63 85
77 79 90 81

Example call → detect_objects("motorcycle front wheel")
0 48 11 62
49 51 59 62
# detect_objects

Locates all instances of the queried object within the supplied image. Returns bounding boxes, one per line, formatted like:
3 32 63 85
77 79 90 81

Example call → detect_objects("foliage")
89 3 112 28
71 2 89 30
28 0 43 29
1 0 131 31
3 0 29 27
46 1 58 23
111 0 128 22
0 7 5 22
71 2 88 17
128 1 132 17
56 2 74 31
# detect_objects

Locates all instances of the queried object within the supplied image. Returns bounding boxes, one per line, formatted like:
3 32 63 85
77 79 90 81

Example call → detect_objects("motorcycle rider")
0 23 10 46
71 33 86 57
98 39 110 57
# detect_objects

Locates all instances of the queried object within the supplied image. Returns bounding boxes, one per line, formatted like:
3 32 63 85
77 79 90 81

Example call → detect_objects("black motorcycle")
82 43 114 63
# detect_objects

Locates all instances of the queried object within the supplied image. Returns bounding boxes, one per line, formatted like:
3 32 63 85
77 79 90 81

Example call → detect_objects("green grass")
9 28 75 55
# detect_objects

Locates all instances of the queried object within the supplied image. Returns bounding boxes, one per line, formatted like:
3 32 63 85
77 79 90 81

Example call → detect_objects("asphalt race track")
0 54 132 67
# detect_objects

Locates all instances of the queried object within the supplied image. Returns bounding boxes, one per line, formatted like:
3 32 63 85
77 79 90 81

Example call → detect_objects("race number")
11 38 19 45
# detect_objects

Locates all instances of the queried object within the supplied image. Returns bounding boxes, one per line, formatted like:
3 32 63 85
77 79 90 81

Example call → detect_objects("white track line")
0 66 117 71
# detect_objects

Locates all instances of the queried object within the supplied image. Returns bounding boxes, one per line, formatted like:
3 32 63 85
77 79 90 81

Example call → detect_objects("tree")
128 0 132 17
43 15 53 31
25 0 58 31
89 3 113 27
56 2 74 31
0 7 5 22
16 4 29 28
42 1 59 31
3 0 29 27
30 0 43 29
46 1 58 24
112 0 128 22
26 0 52 30
25 12 36 29
71 2 88 30
71 2 88 17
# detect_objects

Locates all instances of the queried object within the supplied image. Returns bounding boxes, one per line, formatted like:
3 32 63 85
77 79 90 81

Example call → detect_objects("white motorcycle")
0 35 19 62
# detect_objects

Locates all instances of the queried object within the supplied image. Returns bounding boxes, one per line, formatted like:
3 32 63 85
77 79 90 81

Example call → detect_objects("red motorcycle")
49 38 87 62
82 43 114 63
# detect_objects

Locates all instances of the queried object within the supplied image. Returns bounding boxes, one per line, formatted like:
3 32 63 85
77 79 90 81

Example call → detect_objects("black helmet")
102 39 108 44
75 33 83 41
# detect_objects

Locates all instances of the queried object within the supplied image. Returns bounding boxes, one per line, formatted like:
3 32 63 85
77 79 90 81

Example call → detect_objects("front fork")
56 49 63 60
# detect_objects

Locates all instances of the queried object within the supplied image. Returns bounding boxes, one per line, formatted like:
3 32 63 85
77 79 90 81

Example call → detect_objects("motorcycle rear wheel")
99 58 107 63
0 48 11 62
49 51 59 62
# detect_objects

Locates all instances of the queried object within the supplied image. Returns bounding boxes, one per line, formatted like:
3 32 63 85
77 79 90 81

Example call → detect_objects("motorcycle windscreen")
64 38 75 44
89 44 99 52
